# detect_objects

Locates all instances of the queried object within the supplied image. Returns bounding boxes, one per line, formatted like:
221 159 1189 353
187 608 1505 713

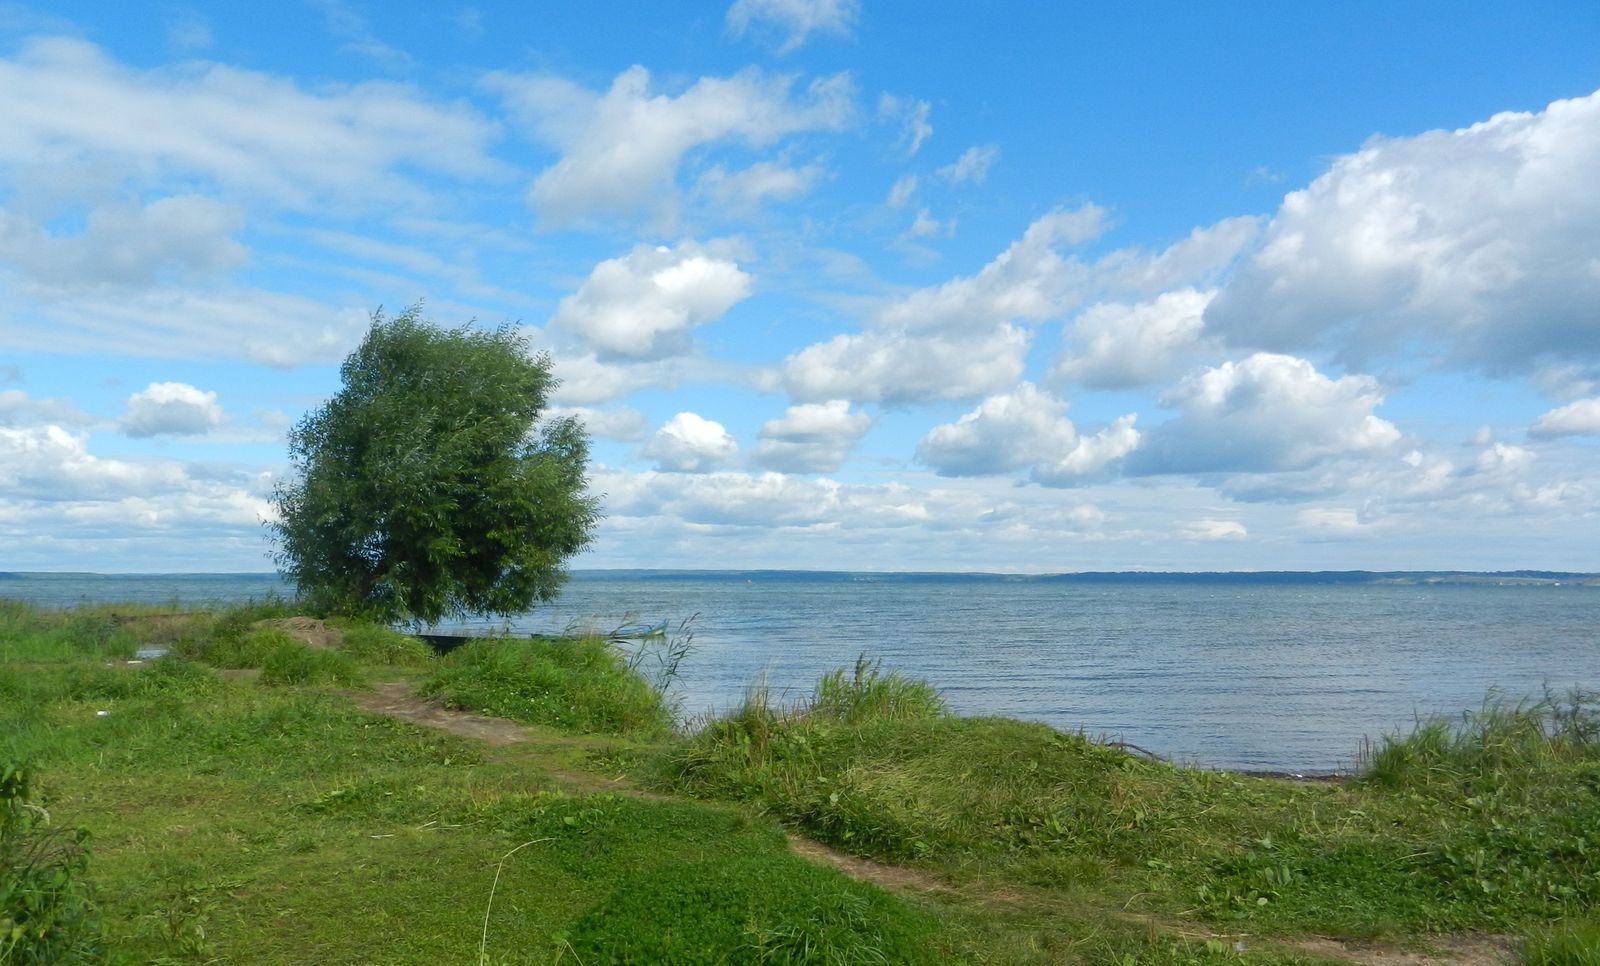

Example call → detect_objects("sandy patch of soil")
783 835 951 893
1283 933 1517 966
255 617 342 650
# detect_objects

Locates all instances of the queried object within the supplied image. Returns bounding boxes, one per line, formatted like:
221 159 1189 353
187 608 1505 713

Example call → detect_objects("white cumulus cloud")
916 383 1076 477
783 207 1110 404
1031 414 1141 486
1133 353 1401 475
916 383 1139 484
0 389 92 428
550 242 752 360
755 400 871 473
1530 397 1600 437
544 406 651 443
642 412 740 472
696 160 824 215
1053 288 1213 390
120 381 224 437
0 195 245 292
784 323 1030 405
1181 519 1248 541
1206 89 1600 374
491 66 852 226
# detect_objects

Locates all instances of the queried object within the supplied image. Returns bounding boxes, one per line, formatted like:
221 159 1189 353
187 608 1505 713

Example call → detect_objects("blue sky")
2 0 1598 573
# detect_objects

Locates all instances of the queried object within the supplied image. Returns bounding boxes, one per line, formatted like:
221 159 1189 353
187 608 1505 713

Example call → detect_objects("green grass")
659 664 1600 943
1 760 101 965
259 640 365 687
10 598 1595 964
420 635 675 738
0 603 969 964
0 603 1001 963
0 599 145 664
326 618 434 665
1524 914 1600 965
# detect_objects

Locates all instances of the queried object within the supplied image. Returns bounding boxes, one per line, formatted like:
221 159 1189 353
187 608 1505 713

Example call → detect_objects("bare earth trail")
348 679 1515 966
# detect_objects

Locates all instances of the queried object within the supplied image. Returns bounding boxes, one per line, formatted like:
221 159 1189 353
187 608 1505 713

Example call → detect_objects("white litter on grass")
95 710 110 717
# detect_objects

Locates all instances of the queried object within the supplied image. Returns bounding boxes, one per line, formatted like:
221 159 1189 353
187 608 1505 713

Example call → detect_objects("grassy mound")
472 792 948 964
0 605 957 964
662 664 1600 940
259 639 364 688
325 619 433 666
420 636 674 738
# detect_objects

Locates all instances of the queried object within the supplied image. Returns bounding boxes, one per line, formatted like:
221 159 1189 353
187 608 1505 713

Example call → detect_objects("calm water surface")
5 571 1595 772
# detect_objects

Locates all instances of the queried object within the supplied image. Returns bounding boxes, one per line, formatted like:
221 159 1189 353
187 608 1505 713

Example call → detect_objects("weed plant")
0 762 100 965
619 612 698 699
420 636 674 737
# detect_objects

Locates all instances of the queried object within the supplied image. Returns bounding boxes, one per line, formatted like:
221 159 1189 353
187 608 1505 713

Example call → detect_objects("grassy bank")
658 667 1600 939
2 599 1595 963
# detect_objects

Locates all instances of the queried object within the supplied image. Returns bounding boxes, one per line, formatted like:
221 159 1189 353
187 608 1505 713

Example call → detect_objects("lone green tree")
270 306 599 623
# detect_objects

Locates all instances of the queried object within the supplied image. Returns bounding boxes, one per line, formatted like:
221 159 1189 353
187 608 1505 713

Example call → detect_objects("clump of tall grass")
325 619 433 666
259 640 364 688
0 656 220 708
1360 688 1599 790
810 656 947 724
0 600 142 664
419 636 674 738
658 660 1217 867
1524 914 1600 966
169 599 298 668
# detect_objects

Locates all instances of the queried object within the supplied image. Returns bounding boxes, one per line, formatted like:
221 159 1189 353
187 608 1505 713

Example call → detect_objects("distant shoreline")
3 568 1597 586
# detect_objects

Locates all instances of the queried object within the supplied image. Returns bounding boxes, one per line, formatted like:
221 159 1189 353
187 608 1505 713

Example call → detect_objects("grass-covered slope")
0 601 960 964
419 634 676 738
658 659 1600 942
7 597 1597 963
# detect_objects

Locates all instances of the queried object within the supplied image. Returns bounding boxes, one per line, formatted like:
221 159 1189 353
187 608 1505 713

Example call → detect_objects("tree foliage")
270 306 599 623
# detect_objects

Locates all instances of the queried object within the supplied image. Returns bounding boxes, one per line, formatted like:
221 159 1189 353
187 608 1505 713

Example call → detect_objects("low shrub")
420 636 673 737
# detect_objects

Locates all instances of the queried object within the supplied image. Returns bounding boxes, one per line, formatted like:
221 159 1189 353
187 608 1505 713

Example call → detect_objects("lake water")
4 570 1595 772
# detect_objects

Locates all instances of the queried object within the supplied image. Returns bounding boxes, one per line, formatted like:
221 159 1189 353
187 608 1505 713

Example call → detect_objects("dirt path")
348 680 1516 966
1287 935 1516 966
